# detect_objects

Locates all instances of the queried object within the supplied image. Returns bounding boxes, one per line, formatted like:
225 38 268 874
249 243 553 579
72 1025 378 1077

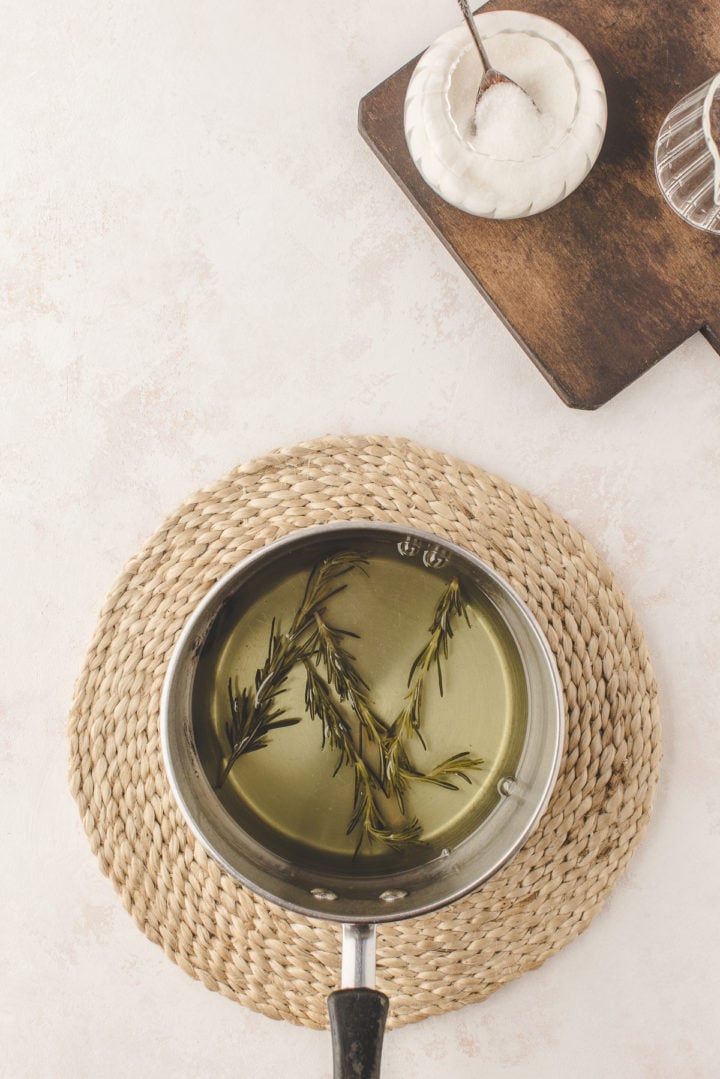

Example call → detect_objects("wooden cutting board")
358 0 720 409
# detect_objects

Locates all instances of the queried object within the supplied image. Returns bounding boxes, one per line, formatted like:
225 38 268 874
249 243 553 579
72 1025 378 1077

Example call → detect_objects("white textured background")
2 1 719 1076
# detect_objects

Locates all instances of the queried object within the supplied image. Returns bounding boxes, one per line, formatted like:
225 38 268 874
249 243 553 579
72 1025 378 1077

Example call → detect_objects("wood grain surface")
358 0 720 409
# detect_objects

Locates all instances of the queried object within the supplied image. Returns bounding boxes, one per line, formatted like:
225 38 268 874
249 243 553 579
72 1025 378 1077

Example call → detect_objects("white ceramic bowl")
404 10 607 219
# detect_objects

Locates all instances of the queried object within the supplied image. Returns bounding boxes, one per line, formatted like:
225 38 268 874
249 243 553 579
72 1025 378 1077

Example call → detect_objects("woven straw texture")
68 435 661 1030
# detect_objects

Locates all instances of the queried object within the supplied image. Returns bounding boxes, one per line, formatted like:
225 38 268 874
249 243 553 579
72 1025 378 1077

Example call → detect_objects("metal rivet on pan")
498 777 516 797
311 888 338 901
397 537 419 557
379 889 408 903
422 546 447 569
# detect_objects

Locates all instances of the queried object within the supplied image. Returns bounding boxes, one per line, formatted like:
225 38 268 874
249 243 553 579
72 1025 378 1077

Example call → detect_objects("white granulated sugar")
472 82 557 160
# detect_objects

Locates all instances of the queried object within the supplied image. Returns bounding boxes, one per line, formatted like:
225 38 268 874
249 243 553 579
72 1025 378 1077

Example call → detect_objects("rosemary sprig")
215 617 302 787
399 750 485 791
311 611 388 751
385 577 479 801
412 577 471 680
216 551 367 785
303 659 421 854
305 584 481 850
290 551 369 637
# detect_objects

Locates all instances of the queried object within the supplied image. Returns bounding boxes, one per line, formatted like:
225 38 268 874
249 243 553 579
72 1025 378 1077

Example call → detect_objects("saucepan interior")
161 522 564 923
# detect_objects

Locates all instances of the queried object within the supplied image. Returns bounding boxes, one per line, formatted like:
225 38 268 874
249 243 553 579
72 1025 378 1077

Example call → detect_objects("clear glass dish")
655 73 720 235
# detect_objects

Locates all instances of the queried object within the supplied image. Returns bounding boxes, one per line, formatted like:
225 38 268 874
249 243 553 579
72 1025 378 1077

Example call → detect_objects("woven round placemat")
68 435 661 1030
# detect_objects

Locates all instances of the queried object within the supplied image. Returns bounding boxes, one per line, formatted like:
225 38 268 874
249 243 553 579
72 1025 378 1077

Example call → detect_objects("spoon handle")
457 0 491 73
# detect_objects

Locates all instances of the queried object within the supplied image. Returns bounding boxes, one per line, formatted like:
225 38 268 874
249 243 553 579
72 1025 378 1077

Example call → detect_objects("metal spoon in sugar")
456 0 536 123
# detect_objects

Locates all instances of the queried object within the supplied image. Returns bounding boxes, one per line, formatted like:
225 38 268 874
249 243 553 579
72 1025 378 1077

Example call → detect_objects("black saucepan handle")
328 987 390 1079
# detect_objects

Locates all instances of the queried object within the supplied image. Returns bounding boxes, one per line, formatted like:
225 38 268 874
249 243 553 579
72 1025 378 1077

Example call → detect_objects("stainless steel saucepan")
161 523 564 1078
